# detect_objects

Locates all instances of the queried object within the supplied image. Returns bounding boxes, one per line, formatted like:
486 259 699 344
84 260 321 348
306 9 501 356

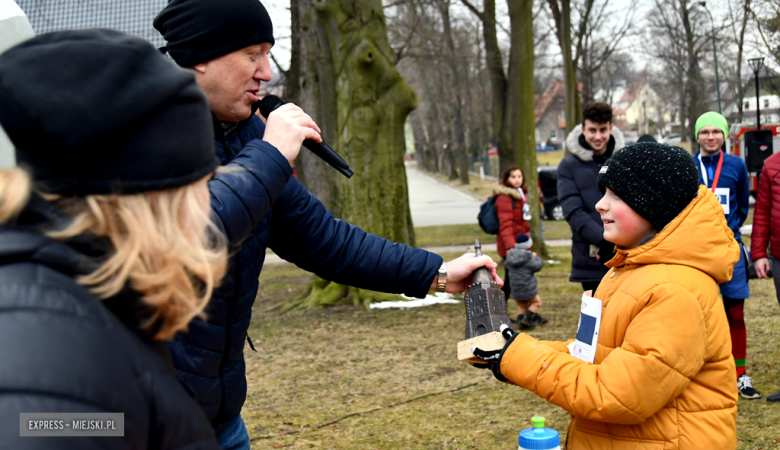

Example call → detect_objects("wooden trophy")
457 239 514 363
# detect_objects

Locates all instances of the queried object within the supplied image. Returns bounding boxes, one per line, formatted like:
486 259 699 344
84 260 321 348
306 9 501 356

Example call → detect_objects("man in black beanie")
154 1 501 447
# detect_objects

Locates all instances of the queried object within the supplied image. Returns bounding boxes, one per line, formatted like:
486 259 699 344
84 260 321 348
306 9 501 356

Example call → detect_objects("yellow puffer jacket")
501 185 739 449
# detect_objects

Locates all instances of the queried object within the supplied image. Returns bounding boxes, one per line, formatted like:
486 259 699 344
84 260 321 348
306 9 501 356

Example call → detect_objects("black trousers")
581 280 600 294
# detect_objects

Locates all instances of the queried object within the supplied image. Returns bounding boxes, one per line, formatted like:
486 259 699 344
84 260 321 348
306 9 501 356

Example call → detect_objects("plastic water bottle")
518 416 560 450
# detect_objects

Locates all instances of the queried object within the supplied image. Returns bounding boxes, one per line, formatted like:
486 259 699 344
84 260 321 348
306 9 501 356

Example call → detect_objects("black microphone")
258 95 354 178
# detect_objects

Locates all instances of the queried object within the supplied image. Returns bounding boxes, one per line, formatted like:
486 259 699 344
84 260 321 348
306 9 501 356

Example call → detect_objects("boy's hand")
532 252 537 257
471 324 518 382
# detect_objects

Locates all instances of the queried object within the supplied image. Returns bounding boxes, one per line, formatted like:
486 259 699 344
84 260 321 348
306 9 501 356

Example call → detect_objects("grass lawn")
414 221 572 249
537 150 565 167
244 244 780 449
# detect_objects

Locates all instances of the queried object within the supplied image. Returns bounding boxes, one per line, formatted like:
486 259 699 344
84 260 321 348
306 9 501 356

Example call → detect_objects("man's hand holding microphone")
261 102 321 166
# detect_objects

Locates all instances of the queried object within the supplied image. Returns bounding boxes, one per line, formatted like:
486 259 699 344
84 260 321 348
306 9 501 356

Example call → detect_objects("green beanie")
695 111 728 139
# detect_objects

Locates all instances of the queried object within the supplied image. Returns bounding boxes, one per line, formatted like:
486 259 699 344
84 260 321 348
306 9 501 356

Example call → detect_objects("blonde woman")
0 30 226 448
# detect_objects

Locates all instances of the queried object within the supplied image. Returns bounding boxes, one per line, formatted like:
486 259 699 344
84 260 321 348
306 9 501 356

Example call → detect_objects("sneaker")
519 311 537 330
767 389 780 402
530 313 548 326
738 374 762 399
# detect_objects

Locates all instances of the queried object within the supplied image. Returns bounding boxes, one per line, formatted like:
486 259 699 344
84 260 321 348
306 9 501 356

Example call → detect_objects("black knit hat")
154 0 274 67
597 143 700 231
0 29 219 196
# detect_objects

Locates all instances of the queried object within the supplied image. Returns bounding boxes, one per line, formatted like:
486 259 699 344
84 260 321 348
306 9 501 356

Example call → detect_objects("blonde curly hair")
0 167 227 340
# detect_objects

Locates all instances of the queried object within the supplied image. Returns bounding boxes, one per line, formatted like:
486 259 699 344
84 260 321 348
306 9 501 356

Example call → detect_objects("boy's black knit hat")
154 0 274 67
0 29 219 196
597 143 699 231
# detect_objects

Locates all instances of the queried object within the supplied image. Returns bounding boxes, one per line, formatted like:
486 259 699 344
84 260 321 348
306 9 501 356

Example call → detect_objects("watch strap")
436 262 447 292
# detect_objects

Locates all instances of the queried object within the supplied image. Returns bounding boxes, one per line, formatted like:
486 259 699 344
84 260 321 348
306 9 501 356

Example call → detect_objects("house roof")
613 84 644 115
16 0 166 47
534 80 566 125
744 86 776 98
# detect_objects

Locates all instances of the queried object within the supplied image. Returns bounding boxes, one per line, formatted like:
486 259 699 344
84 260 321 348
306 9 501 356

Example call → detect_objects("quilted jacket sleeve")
528 255 543 273
751 162 772 260
495 195 516 252
500 283 708 424
209 139 293 247
268 178 443 298
557 160 603 245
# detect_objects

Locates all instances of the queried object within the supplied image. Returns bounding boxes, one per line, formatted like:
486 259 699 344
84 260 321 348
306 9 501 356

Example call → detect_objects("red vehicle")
728 123 780 196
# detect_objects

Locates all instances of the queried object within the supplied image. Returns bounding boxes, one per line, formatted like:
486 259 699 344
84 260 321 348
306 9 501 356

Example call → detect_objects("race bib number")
567 293 603 363
714 188 730 214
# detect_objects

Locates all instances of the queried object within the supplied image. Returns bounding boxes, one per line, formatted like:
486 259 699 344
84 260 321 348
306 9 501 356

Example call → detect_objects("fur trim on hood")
492 183 525 200
565 124 626 162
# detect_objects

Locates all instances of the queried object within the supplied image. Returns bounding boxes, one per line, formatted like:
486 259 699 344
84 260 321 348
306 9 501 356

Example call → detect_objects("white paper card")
570 293 603 363
714 188 730 214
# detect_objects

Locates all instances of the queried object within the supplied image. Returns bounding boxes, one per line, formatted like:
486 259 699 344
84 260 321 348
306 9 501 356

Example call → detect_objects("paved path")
405 165 484 227
264 239 573 265
264 164 572 265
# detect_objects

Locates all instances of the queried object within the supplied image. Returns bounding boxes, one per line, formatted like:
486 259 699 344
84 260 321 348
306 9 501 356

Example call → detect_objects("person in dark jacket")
153 0 501 446
0 30 227 449
559 102 626 292
505 234 546 330
693 111 760 400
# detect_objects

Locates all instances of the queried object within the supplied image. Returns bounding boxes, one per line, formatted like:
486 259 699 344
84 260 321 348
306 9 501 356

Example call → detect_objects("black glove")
471 324 518 382
598 239 615 264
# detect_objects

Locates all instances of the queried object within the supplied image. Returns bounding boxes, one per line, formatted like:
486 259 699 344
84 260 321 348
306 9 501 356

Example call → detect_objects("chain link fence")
15 0 167 47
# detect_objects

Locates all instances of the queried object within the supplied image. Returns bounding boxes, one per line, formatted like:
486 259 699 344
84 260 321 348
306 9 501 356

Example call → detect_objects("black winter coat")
171 110 443 432
0 196 219 449
558 125 625 283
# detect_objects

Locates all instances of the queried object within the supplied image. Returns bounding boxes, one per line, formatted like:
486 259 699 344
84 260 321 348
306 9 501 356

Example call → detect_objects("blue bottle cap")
518 416 560 450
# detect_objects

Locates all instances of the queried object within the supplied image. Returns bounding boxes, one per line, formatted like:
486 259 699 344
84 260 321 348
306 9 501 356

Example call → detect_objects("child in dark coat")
505 234 547 329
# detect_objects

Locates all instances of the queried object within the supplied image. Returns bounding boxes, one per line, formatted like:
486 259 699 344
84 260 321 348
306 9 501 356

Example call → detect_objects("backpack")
477 196 514 234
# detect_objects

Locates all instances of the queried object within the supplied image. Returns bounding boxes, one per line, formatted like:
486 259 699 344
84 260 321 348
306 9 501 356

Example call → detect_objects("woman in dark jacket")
0 30 227 449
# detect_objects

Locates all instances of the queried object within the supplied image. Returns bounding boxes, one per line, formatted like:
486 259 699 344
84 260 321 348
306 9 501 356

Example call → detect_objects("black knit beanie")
0 29 219 196
597 143 700 231
154 0 275 67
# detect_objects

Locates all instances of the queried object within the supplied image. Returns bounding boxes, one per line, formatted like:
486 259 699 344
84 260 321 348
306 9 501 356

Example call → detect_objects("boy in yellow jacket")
474 143 739 449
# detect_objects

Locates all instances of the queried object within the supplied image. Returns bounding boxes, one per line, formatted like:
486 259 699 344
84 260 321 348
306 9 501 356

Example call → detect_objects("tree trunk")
288 0 418 309
561 0 582 135
479 0 513 173
548 0 582 136
508 0 546 256
437 0 470 185
735 0 750 124
682 0 702 143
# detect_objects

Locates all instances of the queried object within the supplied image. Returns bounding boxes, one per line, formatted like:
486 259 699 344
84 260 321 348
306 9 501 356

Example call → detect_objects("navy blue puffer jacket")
558 125 625 283
170 113 442 432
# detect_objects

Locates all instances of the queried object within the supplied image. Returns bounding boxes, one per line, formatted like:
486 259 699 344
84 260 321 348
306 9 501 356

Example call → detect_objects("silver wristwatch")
436 262 447 292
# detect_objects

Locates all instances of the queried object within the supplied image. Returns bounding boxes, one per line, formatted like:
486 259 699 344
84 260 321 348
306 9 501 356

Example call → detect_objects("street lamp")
700 2 721 114
748 57 765 130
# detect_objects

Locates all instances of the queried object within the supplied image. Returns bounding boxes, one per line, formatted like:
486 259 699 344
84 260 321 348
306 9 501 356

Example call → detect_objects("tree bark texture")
287 0 418 309
295 0 417 245
508 0 546 255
